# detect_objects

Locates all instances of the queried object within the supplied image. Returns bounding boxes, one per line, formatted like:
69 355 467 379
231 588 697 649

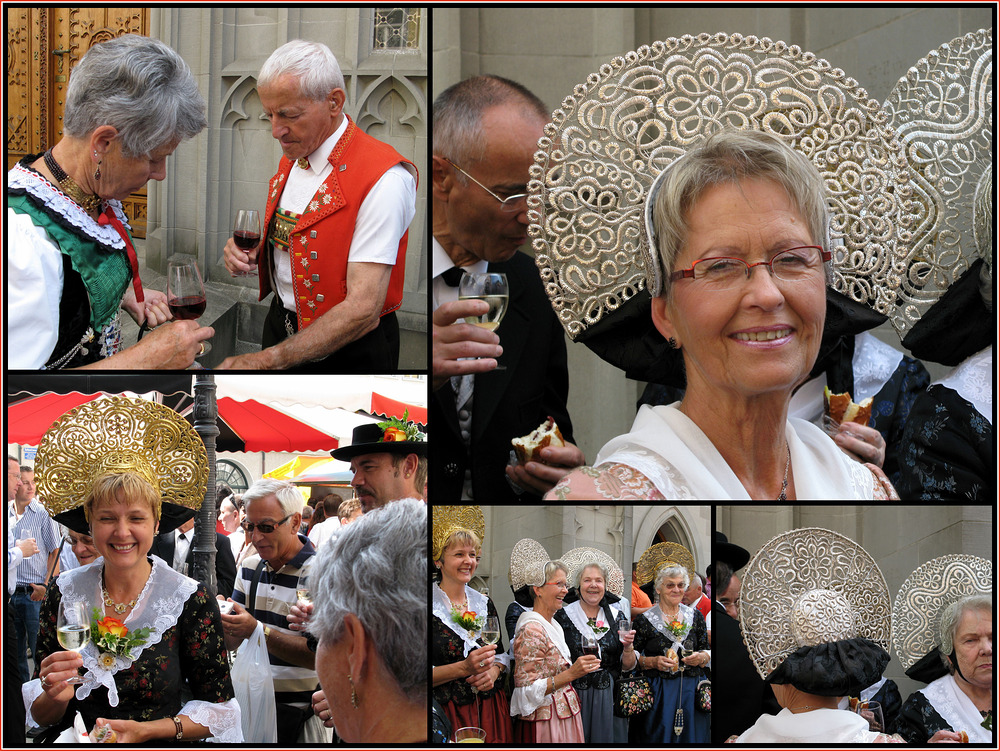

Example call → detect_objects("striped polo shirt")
8 499 60 586
232 533 317 706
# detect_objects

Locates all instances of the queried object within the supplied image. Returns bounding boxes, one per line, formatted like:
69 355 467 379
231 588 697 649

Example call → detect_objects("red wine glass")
167 257 210 354
233 209 261 276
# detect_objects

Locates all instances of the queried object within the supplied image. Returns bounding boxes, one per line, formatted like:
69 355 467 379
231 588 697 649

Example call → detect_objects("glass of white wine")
481 616 500 646
458 272 509 371
57 600 91 684
296 572 311 607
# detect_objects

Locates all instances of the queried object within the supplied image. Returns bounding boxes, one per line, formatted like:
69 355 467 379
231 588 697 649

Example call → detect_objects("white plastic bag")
230 622 277 743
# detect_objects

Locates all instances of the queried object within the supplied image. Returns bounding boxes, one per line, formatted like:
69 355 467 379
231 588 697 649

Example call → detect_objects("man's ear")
329 88 347 117
651 295 680 348
431 155 454 202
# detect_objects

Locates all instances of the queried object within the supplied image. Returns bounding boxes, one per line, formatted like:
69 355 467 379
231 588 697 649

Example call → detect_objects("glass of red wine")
167 257 210 354
233 209 261 276
582 632 600 658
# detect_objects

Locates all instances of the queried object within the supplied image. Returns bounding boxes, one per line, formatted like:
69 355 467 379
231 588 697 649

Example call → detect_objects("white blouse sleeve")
7 209 65 368
509 676 549 717
22 678 45 729
181 698 243 743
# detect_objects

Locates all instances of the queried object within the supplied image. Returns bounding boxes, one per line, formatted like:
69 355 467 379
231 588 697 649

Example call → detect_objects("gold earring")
94 159 102 181
348 673 359 709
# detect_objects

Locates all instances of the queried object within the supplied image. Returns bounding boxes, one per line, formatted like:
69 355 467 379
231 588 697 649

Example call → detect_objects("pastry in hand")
823 386 873 426
512 416 565 465
92 724 118 743
958 731 969 743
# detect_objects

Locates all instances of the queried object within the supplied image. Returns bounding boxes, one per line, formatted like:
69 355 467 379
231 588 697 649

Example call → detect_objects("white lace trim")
852 332 904 402
8 162 129 248
596 446 696 499
936 348 992 425
22 678 45 729
432 583 488 657
920 674 992 742
642 603 694 650
562 599 624 657
58 557 198 706
183 697 243 743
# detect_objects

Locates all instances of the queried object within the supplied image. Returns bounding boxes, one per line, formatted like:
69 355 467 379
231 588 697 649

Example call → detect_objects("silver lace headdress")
740 527 890 680
509 538 556 592
883 28 993 339
891 554 992 673
561 546 625 598
529 33 914 375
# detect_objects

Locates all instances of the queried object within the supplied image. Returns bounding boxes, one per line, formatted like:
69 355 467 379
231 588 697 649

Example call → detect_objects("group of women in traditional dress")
431 507 711 744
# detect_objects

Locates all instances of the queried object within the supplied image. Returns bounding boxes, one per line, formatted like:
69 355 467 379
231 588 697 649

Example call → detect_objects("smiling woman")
25 396 241 743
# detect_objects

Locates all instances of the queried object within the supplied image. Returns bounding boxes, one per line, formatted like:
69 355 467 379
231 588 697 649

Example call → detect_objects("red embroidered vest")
259 117 416 328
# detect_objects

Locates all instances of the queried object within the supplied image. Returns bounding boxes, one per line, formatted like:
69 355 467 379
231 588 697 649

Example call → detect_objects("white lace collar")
936 348 992 425
515 609 571 663
563 599 622 646
642 602 694 646
7 162 129 249
852 332 904 402
432 583 488 657
57 556 198 707
920 674 992 742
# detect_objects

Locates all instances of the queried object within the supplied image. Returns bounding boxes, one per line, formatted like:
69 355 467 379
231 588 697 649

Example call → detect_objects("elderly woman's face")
66 530 99 566
579 566 606 607
534 570 569 613
658 575 686 606
951 608 992 690
259 74 341 162
652 178 825 401
101 138 180 201
89 494 157 571
438 542 478 585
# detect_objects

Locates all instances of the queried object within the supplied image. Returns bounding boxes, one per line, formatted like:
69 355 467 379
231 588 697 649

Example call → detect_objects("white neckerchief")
563 599 623 650
515 609 571 663
595 403 874 500
860 676 887 703
736 707 881 744
920 674 992 742
642 602 694 649
937 347 992 425
432 582 488 657
58 557 197 706
851 331 905 402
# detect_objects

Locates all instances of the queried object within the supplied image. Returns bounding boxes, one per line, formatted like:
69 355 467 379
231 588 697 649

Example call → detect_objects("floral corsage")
666 618 689 640
587 617 609 636
377 411 425 443
91 609 153 667
450 603 484 636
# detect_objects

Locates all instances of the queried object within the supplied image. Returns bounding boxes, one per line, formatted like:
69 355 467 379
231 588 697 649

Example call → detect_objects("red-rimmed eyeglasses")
669 246 831 290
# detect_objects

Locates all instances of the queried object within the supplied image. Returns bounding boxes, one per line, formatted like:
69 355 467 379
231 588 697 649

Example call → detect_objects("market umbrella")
281 457 354 484
370 392 427 425
179 397 339 453
263 455 334 481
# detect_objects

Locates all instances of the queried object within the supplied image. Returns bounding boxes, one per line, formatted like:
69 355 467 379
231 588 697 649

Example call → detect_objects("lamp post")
191 374 220 596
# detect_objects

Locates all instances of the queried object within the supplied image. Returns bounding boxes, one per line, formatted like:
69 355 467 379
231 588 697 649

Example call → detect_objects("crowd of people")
7 396 428 745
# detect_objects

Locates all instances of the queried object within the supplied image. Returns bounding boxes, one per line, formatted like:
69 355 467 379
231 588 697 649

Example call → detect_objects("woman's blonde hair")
84 473 161 526
437 529 482 563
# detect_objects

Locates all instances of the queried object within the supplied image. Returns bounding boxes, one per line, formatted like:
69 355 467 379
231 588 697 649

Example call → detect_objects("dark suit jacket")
150 530 237 599
432 251 574 501
711 600 779 742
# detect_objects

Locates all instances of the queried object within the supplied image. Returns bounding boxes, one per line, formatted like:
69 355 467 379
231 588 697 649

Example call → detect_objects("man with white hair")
683 571 712 622
222 40 417 371
220 478 326 743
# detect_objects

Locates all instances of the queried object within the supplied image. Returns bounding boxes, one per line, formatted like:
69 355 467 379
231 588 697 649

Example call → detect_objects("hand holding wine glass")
481 616 501 646
231 210 261 276
458 272 509 370
167 257 211 355
57 600 91 684
856 700 884 732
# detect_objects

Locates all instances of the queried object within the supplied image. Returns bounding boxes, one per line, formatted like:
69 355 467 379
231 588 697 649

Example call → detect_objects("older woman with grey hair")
548 128 897 501
307 498 426 743
892 555 992 743
632 543 709 744
554 548 636 743
8 34 213 369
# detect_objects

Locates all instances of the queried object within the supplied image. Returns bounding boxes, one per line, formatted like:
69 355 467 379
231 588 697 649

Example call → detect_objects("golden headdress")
34 396 208 534
635 542 695 587
431 505 486 562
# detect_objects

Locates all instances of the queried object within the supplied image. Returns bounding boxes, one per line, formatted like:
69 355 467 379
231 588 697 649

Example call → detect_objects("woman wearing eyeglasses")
546 129 898 501
508 539 601 744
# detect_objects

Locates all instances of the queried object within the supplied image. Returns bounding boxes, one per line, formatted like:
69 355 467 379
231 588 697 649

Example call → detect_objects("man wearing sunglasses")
221 479 325 743
431 75 584 501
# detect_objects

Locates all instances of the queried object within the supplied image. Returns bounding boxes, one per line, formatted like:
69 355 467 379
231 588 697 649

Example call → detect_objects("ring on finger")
40 674 50 689
479 660 486 667
198 343 206 356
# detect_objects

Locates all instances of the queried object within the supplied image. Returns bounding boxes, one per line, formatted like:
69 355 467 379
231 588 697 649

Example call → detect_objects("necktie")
441 266 465 287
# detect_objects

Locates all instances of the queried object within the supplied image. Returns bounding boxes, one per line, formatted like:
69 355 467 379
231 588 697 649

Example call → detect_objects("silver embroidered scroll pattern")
883 28 993 337
530 32 913 341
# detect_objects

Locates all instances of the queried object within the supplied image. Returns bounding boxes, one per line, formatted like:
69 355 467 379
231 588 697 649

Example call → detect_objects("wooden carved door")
7 8 151 236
